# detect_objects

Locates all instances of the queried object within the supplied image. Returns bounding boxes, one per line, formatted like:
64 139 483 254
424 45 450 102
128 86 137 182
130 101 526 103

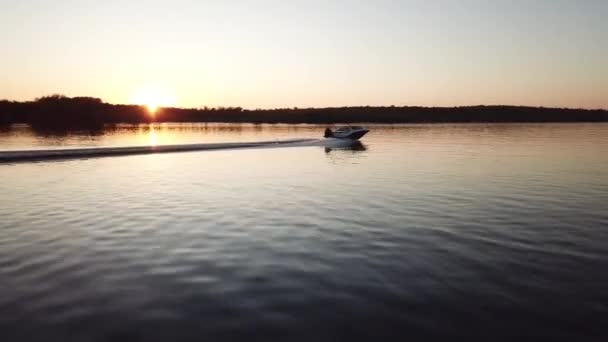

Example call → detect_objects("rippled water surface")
1 123 608 341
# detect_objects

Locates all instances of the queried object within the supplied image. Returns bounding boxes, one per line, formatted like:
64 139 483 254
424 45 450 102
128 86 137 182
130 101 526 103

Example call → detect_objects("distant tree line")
1 95 606 130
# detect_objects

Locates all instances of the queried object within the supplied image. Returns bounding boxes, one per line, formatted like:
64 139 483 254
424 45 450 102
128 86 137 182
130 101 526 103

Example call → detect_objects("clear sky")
1 0 606 109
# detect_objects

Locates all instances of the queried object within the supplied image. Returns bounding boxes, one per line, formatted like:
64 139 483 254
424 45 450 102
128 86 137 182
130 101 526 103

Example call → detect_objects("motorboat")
324 126 369 140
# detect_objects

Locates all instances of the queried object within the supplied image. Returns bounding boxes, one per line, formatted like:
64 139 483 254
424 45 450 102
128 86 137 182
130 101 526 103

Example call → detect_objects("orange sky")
1 1 606 109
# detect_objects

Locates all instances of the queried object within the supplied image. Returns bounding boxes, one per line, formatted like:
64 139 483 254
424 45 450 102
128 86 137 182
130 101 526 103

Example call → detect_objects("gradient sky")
1 0 606 109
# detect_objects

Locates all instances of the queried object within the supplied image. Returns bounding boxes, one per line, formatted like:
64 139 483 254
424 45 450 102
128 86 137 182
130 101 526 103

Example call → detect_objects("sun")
145 102 160 114
130 85 175 114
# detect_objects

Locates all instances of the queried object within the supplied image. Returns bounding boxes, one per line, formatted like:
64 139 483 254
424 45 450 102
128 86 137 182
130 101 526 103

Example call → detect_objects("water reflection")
324 141 368 164
146 124 158 146
0 123 330 150
324 141 367 154
31 126 105 137
1 124 608 341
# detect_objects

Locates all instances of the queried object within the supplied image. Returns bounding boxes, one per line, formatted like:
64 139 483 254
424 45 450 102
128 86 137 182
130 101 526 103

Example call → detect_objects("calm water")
1 123 608 341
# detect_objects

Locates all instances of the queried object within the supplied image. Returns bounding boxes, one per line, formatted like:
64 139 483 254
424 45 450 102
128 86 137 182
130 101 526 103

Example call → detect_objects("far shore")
1 95 607 130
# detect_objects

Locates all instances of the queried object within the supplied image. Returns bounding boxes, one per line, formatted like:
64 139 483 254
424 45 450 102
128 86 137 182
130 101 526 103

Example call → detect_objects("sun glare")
130 86 175 115
146 103 159 114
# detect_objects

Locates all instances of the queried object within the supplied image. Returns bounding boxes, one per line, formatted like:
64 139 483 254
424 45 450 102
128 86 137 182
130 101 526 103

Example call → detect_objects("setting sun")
129 85 175 114
145 103 159 114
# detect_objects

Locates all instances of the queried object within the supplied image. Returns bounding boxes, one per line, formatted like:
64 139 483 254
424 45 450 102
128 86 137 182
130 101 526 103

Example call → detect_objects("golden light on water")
148 125 158 146
136 124 179 147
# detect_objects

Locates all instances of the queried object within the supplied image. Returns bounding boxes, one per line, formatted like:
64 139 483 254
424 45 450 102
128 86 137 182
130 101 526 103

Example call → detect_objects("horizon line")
1 95 606 112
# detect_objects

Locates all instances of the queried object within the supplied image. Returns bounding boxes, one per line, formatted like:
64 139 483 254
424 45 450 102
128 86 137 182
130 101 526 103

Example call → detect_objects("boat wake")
0 138 363 163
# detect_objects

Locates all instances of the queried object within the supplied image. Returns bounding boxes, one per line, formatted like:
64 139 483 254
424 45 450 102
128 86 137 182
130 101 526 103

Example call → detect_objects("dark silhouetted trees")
0 95 606 129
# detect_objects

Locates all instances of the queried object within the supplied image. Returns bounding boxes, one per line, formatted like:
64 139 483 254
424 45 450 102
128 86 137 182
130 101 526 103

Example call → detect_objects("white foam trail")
0 138 360 163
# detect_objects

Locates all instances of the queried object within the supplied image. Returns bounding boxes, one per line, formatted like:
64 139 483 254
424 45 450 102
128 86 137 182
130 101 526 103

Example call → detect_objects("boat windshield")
333 126 365 133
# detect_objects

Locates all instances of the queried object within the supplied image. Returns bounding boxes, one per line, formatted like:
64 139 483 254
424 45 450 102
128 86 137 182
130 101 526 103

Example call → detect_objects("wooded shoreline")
1 95 606 130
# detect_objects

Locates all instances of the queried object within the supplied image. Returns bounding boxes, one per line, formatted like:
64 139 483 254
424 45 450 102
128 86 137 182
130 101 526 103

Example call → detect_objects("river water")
1 123 607 341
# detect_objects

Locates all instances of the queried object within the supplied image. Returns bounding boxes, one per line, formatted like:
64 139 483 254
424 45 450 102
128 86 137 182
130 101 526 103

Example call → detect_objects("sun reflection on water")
136 124 174 146
148 125 158 146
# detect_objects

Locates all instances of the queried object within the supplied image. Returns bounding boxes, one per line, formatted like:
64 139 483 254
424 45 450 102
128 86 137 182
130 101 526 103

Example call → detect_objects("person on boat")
324 128 333 138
